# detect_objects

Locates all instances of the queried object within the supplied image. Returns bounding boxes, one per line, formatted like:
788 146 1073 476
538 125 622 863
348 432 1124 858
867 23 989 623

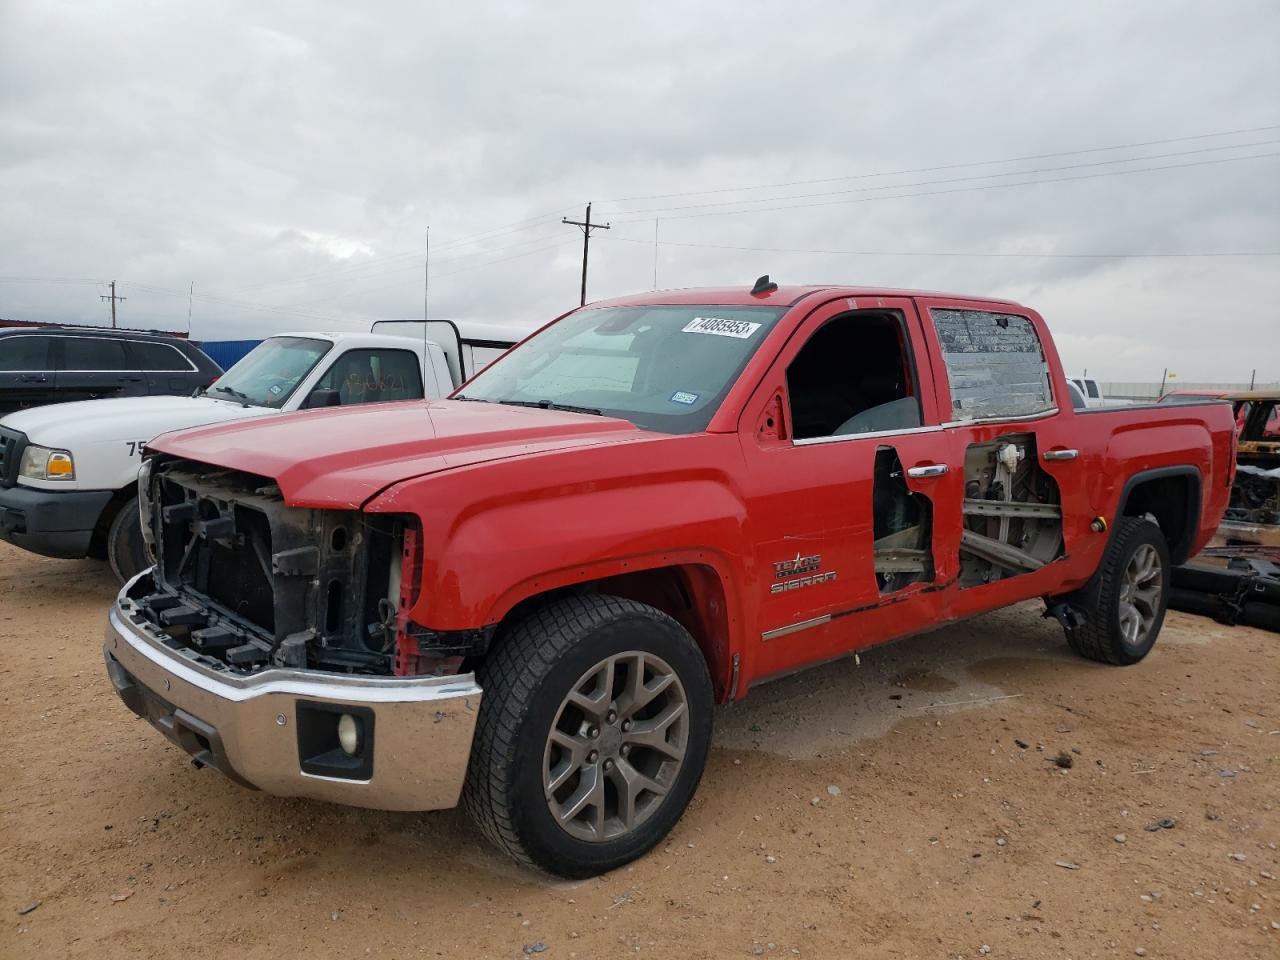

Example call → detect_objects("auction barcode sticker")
682 316 762 339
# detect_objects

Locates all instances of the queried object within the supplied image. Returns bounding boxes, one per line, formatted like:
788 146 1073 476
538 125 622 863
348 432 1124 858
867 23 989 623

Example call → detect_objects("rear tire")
463 594 714 878
1064 517 1171 665
106 497 149 583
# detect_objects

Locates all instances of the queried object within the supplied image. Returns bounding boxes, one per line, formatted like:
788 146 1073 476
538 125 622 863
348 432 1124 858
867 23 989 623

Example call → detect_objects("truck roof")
271 330 445 350
590 284 1025 310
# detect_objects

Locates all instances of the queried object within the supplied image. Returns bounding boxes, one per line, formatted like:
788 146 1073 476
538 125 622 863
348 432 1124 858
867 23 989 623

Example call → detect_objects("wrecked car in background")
1171 391 1280 632
102 280 1235 878
1224 391 1280 545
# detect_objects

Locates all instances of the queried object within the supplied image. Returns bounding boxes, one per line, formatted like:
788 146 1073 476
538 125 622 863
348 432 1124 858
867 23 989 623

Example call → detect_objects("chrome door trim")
761 614 832 642
791 423 945 447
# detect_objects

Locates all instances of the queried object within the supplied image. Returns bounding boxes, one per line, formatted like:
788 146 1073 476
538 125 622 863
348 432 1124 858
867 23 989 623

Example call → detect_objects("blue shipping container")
199 339 262 370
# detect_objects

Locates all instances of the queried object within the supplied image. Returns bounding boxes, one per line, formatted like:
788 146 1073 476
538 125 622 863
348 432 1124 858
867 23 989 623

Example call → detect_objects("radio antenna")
430 227 435 366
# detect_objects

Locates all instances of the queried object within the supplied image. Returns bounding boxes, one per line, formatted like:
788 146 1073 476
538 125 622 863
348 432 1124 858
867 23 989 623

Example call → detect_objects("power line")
434 238 579 280
604 123 1280 204
602 234 1280 260
0 276 105 285
275 227 571 300
282 230 570 306
232 203 582 294
118 281 354 325
609 151 1280 224
610 140 1280 219
208 238 579 312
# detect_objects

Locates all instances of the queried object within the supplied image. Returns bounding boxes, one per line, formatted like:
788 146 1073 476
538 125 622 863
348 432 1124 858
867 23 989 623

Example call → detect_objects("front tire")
463 594 714 878
1065 517 1171 665
106 497 149 583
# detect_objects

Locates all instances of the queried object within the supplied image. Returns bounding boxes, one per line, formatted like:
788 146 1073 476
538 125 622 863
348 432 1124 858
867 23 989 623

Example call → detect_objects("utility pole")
562 203 610 306
100 280 126 328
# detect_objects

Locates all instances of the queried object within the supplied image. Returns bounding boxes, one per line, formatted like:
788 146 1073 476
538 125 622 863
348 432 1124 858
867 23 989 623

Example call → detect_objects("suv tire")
463 593 714 878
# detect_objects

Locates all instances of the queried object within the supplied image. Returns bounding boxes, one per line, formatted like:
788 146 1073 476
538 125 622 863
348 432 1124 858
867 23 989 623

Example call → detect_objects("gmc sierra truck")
103 281 1235 878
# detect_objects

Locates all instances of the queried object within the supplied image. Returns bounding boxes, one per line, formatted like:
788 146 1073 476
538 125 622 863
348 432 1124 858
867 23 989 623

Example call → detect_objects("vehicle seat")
834 397 921 435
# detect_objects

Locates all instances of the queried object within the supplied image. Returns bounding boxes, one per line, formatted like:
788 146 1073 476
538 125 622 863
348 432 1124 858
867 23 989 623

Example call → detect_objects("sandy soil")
1 540 1277 959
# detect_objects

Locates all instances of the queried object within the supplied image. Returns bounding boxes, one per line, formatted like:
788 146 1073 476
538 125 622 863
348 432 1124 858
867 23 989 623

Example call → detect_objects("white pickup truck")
0 325 521 579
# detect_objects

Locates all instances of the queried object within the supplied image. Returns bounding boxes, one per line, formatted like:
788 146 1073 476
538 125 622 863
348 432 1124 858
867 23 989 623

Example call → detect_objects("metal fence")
1100 381 1280 400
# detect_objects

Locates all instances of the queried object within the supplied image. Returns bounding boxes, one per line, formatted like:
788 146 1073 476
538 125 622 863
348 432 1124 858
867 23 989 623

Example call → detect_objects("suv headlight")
19 445 76 481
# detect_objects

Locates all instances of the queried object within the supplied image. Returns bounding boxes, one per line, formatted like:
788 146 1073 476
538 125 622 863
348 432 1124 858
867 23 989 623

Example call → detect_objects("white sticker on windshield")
682 316 762 340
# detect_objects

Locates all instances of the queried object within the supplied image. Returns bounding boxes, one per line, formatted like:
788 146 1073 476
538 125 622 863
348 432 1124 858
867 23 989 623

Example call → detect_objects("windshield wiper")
494 399 604 416
210 384 253 405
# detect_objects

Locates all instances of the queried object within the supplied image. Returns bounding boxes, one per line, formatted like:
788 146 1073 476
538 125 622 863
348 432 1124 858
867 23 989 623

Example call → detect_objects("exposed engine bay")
1217 396 1280 554
957 433 1064 587
1227 464 1280 528
132 456 487 678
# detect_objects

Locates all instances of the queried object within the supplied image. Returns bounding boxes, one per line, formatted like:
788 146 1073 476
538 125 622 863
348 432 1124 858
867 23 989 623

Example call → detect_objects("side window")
1067 381 1087 411
0 336 53 371
465 342 512 377
62 337 133 372
311 349 424 405
1086 380 1100 399
931 309 1054 421
132 341 193 372
786 311 921 441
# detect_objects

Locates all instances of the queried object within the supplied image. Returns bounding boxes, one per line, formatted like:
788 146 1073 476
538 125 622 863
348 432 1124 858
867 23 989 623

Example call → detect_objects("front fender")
362 435 752 635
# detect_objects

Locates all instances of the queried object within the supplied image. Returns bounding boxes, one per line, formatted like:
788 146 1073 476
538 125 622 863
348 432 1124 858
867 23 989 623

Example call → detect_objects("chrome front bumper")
103 579 482 812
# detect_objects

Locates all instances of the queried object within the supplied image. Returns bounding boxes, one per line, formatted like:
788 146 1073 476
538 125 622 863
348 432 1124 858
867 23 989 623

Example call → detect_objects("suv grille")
0 426 27 489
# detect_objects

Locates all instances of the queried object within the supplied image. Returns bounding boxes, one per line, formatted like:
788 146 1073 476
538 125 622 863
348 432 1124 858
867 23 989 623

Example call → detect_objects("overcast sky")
2 1 1277 382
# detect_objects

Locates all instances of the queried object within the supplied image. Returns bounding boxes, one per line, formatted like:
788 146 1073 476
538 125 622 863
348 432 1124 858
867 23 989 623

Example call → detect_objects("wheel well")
489 564 734 701
87 488 134 560
1119 470 1199 564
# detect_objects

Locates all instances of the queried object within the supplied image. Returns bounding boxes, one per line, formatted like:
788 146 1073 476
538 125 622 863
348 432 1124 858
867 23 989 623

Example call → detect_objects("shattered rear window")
931 309 1055 421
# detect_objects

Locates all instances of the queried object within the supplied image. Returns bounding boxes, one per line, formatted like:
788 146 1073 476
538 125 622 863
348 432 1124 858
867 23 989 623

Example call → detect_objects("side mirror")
304 388 342 409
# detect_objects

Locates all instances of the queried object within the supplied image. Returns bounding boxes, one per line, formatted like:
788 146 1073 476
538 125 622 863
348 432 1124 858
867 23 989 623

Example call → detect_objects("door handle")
906 464 950 478
117 376 144 383
1043 449 1079 461
19 375 48 383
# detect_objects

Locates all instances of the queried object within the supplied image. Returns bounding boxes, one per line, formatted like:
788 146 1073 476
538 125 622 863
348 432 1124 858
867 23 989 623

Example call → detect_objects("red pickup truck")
104 281 1235 877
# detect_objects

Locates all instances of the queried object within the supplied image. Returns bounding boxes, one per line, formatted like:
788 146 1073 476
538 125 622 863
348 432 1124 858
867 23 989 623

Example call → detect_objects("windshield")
208 336 332 408
457 305 787 434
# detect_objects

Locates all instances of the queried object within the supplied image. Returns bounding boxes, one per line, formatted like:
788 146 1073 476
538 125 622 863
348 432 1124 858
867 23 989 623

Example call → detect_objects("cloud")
1 0 1277 381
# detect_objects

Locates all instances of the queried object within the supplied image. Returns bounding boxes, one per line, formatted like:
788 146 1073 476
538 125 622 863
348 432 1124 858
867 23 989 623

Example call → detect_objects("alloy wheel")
1118 543 1163 647
543 651 689 842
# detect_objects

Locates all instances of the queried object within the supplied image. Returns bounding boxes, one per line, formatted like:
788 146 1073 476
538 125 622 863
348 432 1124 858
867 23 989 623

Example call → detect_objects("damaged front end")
133 455 492 677
101 454 486 811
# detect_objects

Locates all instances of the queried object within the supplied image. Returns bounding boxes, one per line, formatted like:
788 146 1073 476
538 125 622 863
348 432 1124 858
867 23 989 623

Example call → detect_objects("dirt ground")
1 541 1276 960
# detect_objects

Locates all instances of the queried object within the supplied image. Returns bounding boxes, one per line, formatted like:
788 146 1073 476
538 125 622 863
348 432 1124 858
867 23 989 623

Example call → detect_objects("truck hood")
149 399 655 508
0 394 274 447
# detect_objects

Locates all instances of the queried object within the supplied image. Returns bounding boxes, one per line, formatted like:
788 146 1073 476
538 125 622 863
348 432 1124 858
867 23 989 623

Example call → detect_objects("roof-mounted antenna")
751 274 778 297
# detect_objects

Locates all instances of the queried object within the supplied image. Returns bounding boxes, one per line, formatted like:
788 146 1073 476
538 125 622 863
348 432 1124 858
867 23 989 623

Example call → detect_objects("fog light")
337 713 360 756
